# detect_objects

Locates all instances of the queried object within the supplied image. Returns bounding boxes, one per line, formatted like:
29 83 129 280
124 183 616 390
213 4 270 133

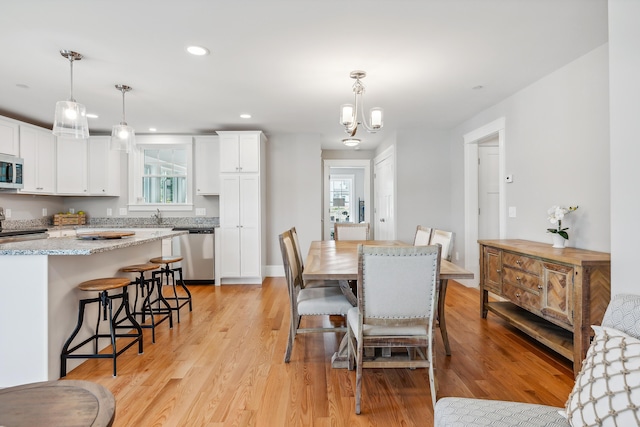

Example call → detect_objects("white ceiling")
0 0 608 150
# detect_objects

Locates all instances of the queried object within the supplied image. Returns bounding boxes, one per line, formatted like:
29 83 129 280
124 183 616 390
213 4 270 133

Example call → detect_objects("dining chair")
413 225 433 246
347 244 442 414
279 230 353 363
430 229 454 261
334 222 370 241
290 226 339 288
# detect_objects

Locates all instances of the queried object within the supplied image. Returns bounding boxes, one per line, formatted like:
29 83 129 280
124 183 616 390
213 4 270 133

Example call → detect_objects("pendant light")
339 70 383 137
53 50 90 139
111 84 136 152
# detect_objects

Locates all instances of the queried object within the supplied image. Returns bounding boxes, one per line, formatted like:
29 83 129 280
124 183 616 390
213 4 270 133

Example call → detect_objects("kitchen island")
0 229 187 387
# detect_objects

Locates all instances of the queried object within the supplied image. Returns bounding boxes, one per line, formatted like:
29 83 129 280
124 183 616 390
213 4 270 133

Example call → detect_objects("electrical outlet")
119 208 127 216
69 208 75 214
5 208 11 218
455 251 459 261
42 208 47 217
509 206 517 218
107 208 113 216
195 208 206 216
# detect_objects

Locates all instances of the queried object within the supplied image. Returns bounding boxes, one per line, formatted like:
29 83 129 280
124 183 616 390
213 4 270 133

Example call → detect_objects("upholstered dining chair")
413 225 433 246
347 244 442 414
334 222 370 241
434 293 640 427
290 226 338 288
279 230 353 363
430 229 454 261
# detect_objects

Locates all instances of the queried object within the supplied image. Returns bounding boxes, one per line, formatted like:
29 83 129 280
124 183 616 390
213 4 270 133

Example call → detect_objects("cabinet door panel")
219 134 240 173
219 227 241 277
56 137 88 194
484 247 502 293
195 136 220 194
0 118 19 156
238 134 259 173
542 262 573 326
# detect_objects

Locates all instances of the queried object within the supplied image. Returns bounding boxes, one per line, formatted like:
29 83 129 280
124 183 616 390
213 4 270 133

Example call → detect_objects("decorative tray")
76 231 135 240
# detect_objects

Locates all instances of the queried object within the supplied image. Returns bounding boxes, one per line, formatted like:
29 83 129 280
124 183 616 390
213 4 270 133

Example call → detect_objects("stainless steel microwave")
0 153 24 190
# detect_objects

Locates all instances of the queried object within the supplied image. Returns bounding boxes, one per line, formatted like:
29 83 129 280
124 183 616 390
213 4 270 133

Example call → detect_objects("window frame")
128 135 194 212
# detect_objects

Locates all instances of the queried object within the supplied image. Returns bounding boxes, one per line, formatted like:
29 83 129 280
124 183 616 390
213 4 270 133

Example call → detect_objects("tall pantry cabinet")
217 131 267 285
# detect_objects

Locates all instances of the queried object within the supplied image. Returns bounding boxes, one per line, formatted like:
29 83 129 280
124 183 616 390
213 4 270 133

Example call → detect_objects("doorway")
464 118 506 287
374 145 396 240
323 159 371 240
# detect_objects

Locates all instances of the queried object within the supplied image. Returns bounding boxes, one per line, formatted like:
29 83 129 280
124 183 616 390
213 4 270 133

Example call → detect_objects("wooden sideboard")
478 239 611 375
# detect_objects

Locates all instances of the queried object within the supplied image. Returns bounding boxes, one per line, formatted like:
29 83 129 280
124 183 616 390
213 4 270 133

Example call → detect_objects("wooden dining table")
303 240 474 365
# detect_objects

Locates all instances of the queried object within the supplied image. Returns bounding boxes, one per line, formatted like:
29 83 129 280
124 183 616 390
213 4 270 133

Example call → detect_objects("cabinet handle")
516 276 521 281
496 269 501 273
515 293 521 298
537 285 543 290
516 260 521 265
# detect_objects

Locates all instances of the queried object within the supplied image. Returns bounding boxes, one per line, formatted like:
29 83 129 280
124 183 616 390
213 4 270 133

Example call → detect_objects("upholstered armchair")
434 294 640 426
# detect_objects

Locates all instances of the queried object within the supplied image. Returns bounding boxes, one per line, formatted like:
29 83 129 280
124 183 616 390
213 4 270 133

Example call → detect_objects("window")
329 174 354 223
128 136 193 211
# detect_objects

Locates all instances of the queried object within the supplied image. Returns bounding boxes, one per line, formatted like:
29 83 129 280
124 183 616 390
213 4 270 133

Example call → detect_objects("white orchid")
547 205 578 239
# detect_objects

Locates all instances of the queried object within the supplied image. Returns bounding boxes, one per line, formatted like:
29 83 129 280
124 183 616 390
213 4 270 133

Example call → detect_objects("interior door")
374 149 395 240
478 140 500 240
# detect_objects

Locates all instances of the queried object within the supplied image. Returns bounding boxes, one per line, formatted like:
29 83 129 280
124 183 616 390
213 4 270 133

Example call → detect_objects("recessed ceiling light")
240 113 251 119
187 46 209 56
149 128 157 132
86 113 98 119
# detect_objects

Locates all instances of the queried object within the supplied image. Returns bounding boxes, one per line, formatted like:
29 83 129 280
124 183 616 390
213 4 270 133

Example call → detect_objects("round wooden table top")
0 380 115 427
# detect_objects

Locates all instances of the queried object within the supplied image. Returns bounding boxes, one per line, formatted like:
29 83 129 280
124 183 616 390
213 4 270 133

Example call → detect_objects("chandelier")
339 70 383 137
111 84 136 152
52 50 90 139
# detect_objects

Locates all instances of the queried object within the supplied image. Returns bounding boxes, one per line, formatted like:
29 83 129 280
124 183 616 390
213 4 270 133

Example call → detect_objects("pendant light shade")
339 70 383 137
53 50 90 139
111 84 136 152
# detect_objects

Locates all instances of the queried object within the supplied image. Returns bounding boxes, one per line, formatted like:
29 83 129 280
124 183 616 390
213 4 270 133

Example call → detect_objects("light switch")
107 208 113 216
119 208 127 216
196 208 206 216
42 208 47 217
508 206 517 218
5 208 10 218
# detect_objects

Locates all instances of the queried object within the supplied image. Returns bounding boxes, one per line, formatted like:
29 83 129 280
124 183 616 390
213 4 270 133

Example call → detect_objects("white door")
478 141 500 240
374 148 395 240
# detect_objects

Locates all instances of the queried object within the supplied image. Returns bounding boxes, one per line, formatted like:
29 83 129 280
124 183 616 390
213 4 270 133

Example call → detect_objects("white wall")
395 129 453 244
609 0 640 295
265 133 322 267
450 44 610 269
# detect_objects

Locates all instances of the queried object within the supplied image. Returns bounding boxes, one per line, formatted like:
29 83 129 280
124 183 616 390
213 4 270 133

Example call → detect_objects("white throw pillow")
565 325 640 426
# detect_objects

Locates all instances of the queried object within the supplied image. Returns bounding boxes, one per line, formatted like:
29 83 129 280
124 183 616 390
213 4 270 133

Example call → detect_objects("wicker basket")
53 214 87 226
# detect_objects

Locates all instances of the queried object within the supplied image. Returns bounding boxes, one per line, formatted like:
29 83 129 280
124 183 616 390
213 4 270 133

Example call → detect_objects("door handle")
379 218 385 222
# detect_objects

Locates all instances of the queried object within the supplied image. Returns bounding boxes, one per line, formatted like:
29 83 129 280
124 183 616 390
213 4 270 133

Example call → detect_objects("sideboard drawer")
503 267 540 293
503 252 542 275
503 282 542 312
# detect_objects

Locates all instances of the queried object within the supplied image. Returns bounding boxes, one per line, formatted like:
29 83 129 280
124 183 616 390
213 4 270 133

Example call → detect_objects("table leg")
439 279 451 356
331 279 357 368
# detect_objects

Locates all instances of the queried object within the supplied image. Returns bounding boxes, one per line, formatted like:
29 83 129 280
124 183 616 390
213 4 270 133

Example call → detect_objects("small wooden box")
53 214 87 226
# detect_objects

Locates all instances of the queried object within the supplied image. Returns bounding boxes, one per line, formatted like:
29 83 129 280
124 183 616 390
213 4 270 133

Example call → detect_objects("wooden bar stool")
120 263 173 343
150 256 193 322
60 277 143 377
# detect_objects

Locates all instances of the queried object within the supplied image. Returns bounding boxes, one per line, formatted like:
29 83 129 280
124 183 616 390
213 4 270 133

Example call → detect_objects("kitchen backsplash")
1 216 219 230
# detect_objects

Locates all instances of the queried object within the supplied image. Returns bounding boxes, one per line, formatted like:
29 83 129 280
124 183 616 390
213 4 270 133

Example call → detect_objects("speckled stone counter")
0 229 187 255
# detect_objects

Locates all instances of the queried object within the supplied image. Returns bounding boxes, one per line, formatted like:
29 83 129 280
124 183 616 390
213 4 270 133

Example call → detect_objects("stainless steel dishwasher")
172 227 215 284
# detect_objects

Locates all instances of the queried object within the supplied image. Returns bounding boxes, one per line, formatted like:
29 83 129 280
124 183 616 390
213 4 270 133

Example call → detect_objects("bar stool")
60 277 143 377
120 263 173 343
150 255 193 322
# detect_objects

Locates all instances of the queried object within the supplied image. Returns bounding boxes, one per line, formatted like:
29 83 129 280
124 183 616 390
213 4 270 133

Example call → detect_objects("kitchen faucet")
152 208 162 225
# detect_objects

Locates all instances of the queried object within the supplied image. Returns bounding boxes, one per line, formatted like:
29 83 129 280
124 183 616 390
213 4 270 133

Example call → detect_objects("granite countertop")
0 229 188 256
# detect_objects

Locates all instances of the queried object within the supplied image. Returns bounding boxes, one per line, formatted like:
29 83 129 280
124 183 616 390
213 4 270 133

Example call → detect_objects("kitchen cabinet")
194 136 220 195
56 136 120 196
19 125 56 194
88 136 120 196
56 137 88 195
479 239 611 375
0 117 20 156
218 131 266 285
218 131 261 173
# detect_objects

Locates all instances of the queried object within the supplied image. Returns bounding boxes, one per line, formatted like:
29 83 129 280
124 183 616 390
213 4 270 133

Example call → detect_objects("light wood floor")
63 278 574 426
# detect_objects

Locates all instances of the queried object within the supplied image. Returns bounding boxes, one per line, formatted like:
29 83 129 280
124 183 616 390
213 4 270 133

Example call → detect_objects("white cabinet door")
56 137 88 194
219 132 260 173
239 175 260 277
195 136 220 195
0 118 19 156
219 175 242 276
19 126 55 194
88 136 120 196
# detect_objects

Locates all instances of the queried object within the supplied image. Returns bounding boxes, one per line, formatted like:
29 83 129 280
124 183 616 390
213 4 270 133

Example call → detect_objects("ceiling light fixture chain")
339 70 383 138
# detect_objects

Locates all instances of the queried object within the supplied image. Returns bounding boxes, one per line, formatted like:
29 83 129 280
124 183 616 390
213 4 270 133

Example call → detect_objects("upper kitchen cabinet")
218 131 265 173
0 117 20 156
88 136 120 196
194 135 220 195
56 137 88 195
19 125 56 194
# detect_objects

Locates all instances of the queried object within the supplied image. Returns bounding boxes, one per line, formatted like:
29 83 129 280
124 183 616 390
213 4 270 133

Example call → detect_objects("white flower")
547 205 568 224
